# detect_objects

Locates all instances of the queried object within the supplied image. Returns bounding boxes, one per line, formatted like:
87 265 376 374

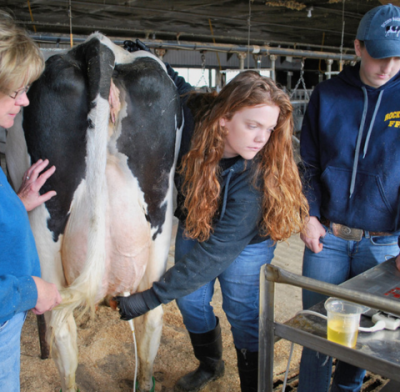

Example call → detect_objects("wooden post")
36 314 50 359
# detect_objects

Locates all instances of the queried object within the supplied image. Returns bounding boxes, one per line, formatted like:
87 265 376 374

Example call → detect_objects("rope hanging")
208 19 221 71
247 0 252 69
68 0 74 47
27 0 37 33
339 0 346 71
290 58 309 101
196 52 208 88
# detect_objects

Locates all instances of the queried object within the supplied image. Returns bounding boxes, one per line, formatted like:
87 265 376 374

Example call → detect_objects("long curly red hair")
181 70 309 242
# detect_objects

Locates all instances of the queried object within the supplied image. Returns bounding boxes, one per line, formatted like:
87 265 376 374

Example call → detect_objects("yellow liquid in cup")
327 319 358 348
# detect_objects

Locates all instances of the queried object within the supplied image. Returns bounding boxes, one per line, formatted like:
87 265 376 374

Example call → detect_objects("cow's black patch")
22 39 179 242
114 57 181 238
23 37 115 241
24 54 88 241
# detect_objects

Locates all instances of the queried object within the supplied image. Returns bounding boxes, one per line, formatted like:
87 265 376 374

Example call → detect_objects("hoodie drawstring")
220 169 233 220
363 90 384 158
349 88 384 198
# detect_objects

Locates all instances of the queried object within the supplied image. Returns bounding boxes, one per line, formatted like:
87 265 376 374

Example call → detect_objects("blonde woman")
116 70 309 392
0 12 61 391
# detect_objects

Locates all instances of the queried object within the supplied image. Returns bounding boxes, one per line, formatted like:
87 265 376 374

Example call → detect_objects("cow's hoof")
135 376 155 392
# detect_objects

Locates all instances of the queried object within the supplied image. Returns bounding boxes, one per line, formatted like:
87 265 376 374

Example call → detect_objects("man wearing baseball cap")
299 4 400 392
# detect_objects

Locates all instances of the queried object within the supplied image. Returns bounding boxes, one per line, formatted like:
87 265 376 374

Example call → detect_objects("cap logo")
381 17 400 28
385 25 400 37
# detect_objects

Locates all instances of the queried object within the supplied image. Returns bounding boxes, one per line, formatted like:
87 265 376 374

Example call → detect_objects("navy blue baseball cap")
356 4 400 59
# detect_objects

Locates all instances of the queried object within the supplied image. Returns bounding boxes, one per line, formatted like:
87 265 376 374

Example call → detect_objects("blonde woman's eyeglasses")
9 85 30 99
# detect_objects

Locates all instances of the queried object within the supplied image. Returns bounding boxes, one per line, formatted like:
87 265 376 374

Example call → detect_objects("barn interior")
1 1 398 391
0 0 395 156
0 0 395 89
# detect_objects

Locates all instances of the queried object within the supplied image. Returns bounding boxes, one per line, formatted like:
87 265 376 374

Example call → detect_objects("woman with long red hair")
116 70 308 392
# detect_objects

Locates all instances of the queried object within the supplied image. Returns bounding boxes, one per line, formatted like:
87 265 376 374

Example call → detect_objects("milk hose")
124 292 138 392
122 291 155 392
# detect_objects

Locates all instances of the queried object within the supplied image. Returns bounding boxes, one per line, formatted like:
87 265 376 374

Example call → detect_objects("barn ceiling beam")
32 34 358 61
21 21 355 54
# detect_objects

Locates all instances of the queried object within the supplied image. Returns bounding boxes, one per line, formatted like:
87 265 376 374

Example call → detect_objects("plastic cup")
324 298 370 348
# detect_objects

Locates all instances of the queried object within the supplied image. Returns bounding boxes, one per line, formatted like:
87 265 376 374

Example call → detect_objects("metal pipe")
287 71 293 90
237 53 247 70
265 264 400 316
326 59 334 79
291 100 309 105
23 20 353 52
269 55 277 82
259 264 275 392
31 34 359 61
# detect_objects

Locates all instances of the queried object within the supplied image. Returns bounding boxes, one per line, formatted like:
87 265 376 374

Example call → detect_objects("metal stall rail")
258 260 400 392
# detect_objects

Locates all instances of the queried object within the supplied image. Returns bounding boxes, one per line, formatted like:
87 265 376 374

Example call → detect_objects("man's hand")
17 159 57 212
123 39 151 53
396 254 400 272
300 216 326 253
31 276 62 315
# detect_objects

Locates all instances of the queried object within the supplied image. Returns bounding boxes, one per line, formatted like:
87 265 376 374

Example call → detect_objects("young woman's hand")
17 159 57 211
300 216 326 253
114 292 152 320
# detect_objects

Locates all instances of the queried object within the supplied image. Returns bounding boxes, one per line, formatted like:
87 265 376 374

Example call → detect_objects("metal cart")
259 259 400 392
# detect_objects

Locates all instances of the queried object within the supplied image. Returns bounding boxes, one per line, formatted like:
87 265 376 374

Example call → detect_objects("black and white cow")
6 33 182 392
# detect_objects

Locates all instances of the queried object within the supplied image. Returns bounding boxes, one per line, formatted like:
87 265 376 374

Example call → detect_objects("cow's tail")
50 94 110 330
49 35 115 332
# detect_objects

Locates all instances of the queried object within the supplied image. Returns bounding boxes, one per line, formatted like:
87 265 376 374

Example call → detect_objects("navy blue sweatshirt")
301 63 400 232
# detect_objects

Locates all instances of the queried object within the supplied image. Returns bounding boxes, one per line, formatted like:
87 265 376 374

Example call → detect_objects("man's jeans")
298 225 399 392
174 223 276 352
0 312 26 392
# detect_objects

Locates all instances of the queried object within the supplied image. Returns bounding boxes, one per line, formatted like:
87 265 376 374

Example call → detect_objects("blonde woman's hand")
17 159 57 212
300 216 326 253
31 276 62 314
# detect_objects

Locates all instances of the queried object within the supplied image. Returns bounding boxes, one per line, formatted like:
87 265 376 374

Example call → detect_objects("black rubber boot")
174 318 225 392
236 347 258 392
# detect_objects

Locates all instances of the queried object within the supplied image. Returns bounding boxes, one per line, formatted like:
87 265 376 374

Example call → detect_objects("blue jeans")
0 312 27 392
298 225 400 392
175 223 276 352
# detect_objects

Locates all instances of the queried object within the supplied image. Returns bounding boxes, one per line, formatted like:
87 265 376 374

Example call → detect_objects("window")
174 68 216 88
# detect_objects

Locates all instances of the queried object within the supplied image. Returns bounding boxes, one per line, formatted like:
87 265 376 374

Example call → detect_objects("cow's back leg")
29 206 79 392
109 48 182 391
134 307 164 391
45 312 78 392
134 180 175 391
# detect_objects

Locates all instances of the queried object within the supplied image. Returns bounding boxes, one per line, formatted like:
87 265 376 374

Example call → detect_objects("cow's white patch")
86 32 167 71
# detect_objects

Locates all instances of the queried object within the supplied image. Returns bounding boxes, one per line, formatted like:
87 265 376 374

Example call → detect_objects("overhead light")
307 6 313 18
